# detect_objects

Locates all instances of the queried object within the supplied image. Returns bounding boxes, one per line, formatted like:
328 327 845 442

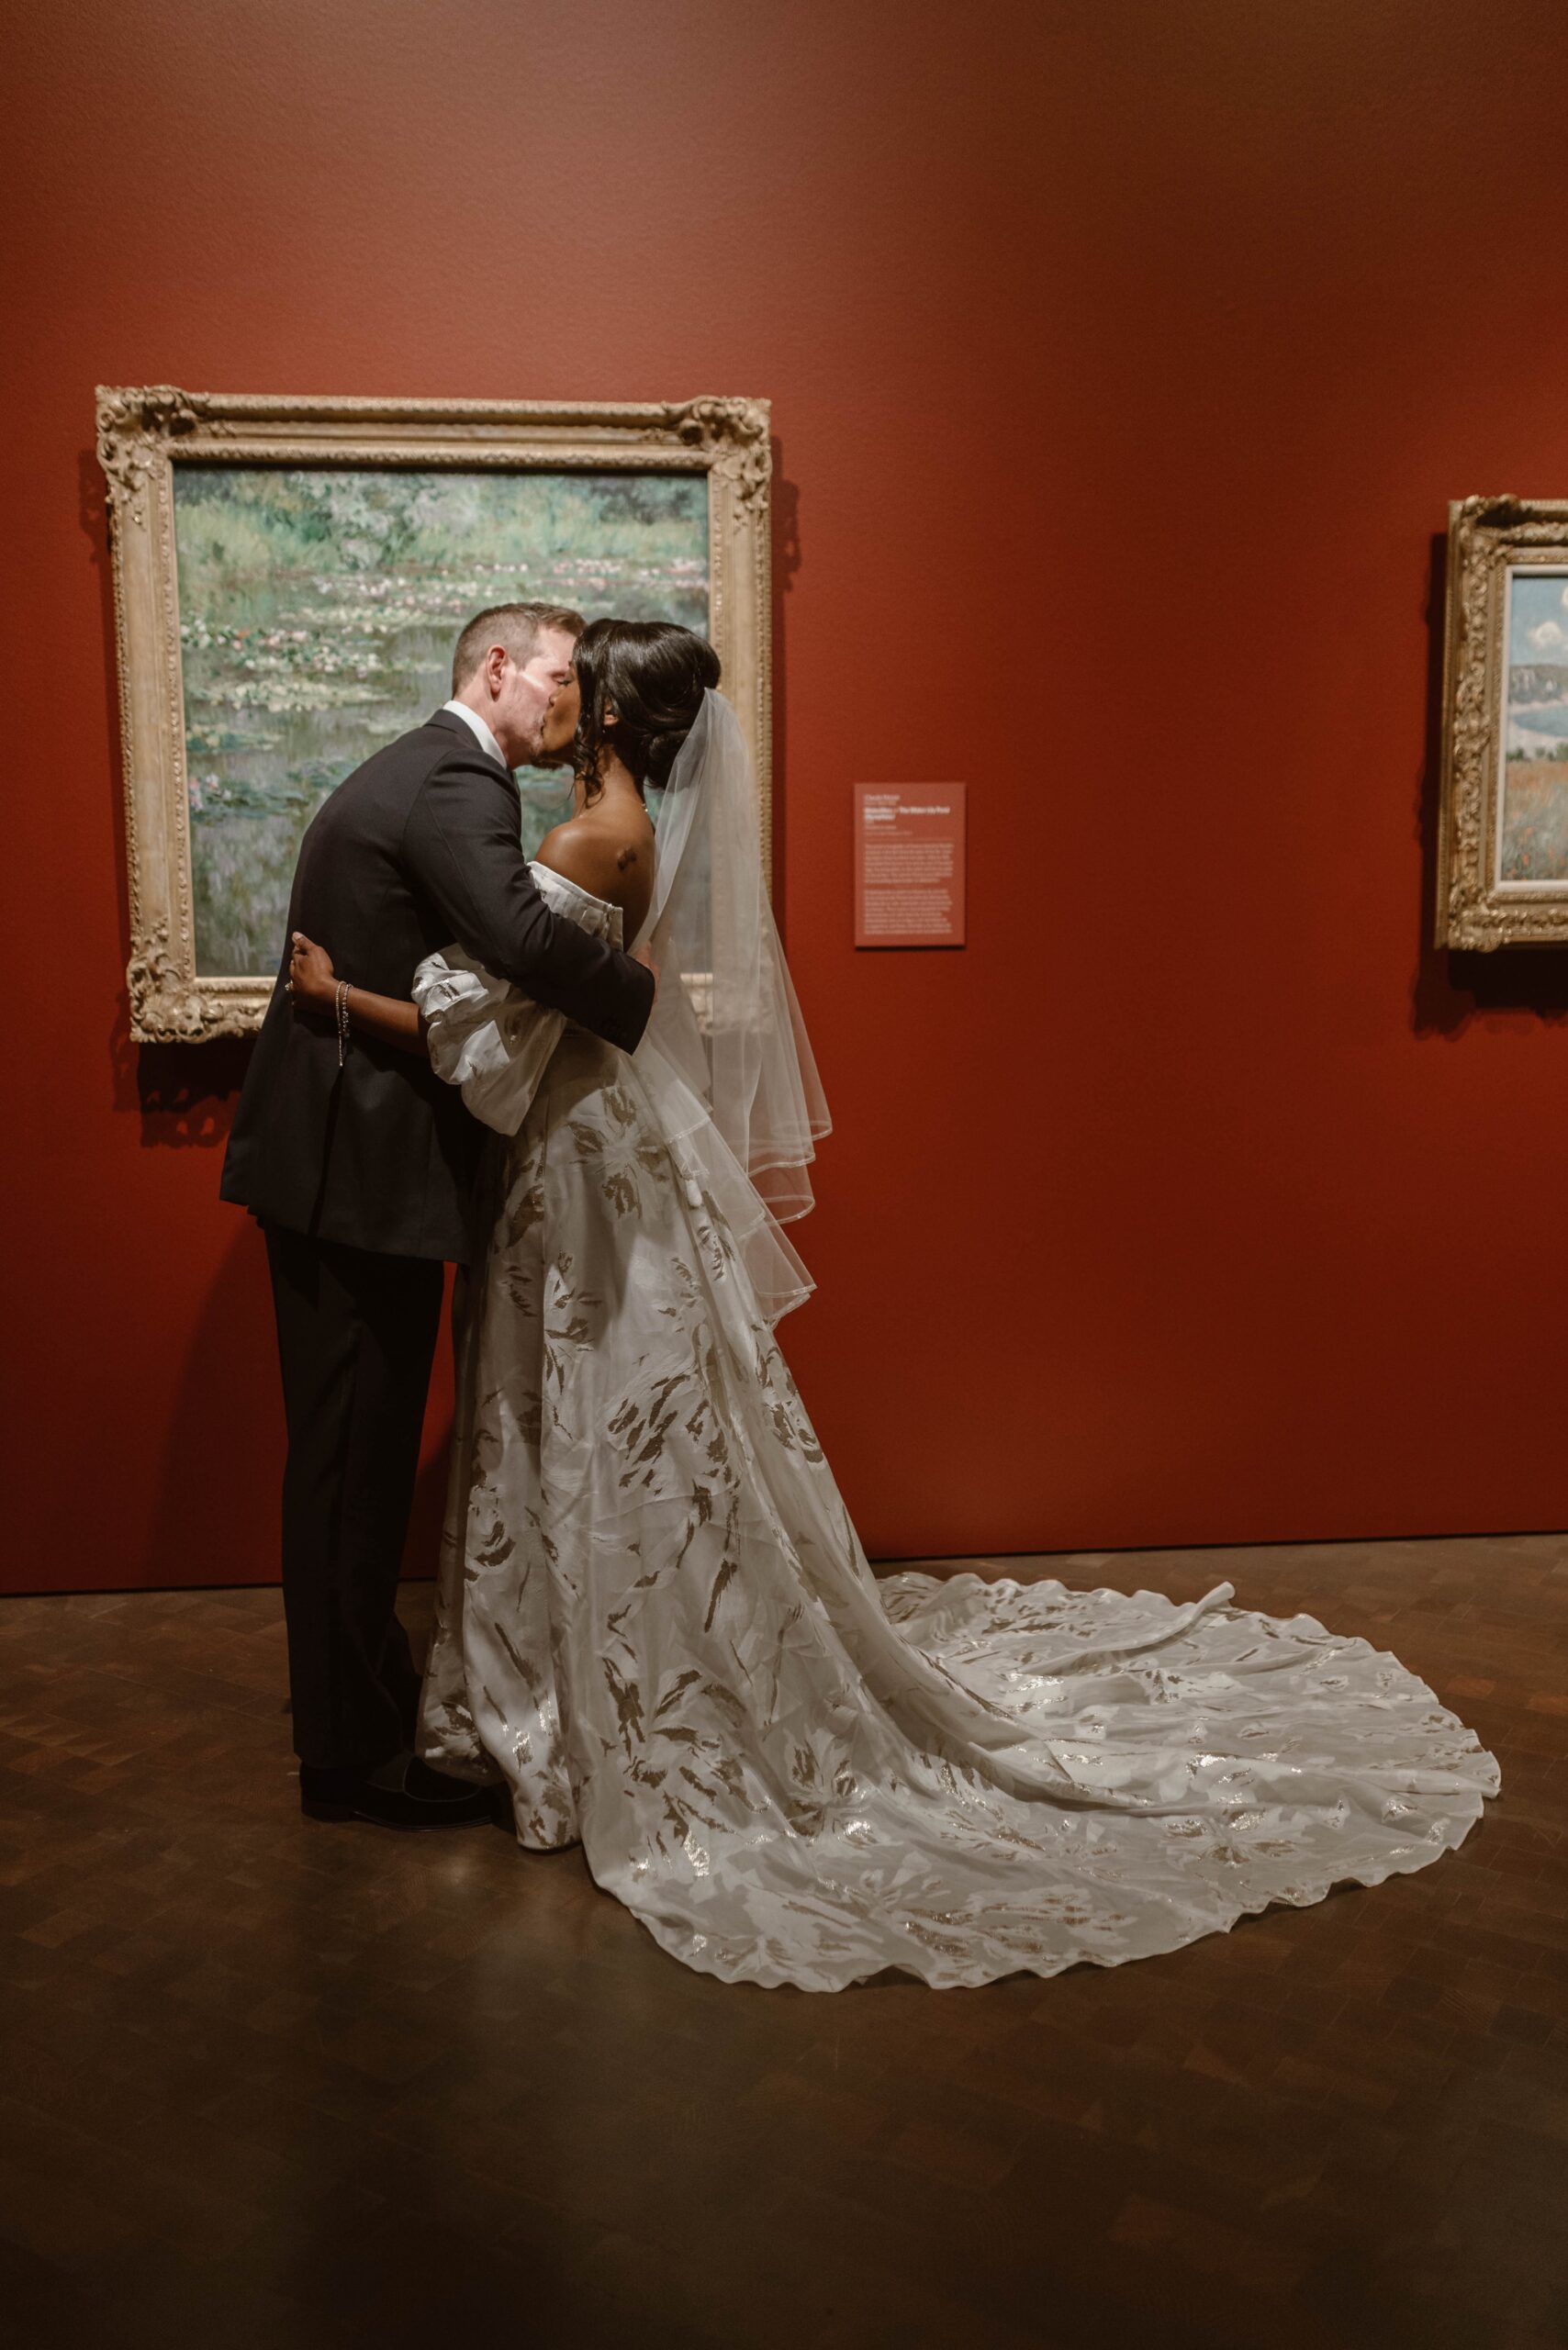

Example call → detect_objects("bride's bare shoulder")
535 802 655 921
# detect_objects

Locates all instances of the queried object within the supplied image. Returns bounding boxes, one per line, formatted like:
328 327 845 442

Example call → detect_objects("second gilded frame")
1437 494 1568 949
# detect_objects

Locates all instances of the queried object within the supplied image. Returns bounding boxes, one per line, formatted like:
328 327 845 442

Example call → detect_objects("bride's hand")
288 932 336 1012
633 942 659 1002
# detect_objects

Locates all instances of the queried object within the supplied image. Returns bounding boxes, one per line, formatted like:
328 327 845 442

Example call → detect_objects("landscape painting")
1497 569 1568 885
173 466 711 975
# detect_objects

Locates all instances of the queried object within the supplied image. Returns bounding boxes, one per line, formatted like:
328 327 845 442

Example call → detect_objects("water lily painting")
173 465 710 977
99 389 770 1041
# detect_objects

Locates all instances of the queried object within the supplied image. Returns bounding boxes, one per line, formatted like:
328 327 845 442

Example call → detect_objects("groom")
222 602 655 1828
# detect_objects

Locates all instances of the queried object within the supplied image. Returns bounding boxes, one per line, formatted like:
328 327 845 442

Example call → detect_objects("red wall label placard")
854 784 967 948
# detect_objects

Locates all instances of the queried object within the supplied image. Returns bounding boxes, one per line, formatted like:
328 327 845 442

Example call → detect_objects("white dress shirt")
441 697 510 772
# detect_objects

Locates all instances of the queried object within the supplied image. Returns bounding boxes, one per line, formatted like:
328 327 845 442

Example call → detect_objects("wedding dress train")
410 862 1499 1993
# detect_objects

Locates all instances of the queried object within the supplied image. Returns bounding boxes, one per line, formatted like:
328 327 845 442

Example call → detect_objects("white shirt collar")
441 697 510 772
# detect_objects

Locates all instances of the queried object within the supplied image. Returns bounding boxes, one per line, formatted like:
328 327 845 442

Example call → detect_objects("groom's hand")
633 944 659 1004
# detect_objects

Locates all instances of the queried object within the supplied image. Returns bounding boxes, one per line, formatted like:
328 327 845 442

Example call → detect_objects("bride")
288 619 1499 1992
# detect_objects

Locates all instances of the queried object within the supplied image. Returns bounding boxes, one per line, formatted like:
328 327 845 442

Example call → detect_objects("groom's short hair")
451 600 586 693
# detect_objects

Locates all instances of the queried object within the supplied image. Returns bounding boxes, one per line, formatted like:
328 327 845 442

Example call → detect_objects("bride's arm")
287 934 428 1058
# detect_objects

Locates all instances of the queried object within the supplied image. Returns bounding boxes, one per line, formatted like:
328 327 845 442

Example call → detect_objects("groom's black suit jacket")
221 711 654 1262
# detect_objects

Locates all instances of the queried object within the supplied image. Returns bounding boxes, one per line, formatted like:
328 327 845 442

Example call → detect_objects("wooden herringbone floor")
1 1536 1563 2350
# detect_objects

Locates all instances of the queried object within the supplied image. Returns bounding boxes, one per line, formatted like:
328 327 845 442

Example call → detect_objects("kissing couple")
222 602 1497 1992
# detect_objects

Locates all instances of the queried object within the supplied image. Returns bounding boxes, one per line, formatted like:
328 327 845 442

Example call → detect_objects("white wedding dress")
410 849 1499 1992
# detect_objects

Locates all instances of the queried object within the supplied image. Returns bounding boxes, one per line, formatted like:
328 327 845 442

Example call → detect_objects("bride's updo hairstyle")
573 619 722 805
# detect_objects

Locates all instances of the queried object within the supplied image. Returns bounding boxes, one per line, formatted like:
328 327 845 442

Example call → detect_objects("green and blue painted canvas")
1499 569 1568 884
173 465 710 974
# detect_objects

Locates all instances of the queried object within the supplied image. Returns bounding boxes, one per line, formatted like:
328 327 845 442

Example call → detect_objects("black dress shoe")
299 1750 498 1830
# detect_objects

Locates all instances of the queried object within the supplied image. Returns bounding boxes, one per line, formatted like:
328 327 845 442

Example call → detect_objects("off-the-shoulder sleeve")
411 949 566 1136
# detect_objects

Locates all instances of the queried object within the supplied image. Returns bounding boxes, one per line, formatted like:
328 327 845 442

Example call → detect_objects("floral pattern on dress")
415 868 1501 1990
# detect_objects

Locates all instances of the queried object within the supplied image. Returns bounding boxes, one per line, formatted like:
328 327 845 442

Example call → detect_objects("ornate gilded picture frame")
1437 494 1568 949
96 388 772 1041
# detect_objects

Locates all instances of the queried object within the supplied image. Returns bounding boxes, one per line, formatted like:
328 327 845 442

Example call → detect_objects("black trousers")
263 1222 444 1773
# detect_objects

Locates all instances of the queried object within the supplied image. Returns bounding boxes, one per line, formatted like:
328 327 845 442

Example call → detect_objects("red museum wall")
4 0 1567 1595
